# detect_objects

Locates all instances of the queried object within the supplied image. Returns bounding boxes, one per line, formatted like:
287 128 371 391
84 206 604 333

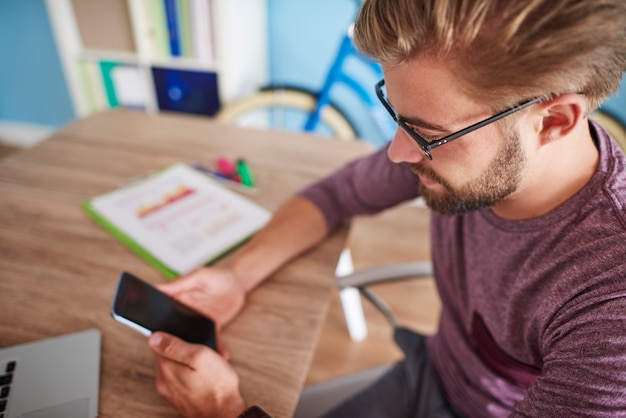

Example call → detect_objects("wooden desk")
0 110 373 417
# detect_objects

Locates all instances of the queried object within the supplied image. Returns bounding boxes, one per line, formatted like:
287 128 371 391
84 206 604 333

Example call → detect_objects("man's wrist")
229 250 267 294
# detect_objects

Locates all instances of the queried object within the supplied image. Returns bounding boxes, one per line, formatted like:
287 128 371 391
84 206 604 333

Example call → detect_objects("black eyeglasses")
375 79 544 160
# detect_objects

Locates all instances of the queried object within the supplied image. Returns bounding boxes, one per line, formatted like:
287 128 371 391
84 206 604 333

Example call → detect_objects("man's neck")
491 120 600 221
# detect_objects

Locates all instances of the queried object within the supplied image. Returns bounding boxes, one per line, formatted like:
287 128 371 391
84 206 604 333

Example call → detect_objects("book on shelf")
79 60 109 113
164 0 182 56
97 61 149 109
128 0 211 60
176 0 194 58
130 0 170 59
189 0 215 64
110 65 150 109
99 61 121 107
82 163 271 279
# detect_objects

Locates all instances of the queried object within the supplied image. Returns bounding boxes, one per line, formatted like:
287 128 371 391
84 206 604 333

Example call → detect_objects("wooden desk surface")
0 110 373 417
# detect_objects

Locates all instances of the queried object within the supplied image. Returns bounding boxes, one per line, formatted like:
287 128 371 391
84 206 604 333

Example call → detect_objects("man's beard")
411 130 526 216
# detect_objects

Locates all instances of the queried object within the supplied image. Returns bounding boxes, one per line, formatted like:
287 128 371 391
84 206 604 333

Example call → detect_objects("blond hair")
354 0 626 113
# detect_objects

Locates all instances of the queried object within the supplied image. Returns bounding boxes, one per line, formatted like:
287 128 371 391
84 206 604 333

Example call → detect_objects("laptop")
0 329 100 418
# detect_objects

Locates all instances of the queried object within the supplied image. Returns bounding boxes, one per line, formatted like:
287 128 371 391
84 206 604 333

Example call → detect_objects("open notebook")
0 329 100 418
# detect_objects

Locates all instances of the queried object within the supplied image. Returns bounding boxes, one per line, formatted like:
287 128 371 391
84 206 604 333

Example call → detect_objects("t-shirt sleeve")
511 295 626 416
297 143 420 231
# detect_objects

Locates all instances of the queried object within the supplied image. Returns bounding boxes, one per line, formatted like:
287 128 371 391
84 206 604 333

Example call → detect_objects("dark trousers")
322 327 459 418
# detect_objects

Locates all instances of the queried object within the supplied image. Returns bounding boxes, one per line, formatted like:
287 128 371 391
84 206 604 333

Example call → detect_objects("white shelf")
46 0 267 117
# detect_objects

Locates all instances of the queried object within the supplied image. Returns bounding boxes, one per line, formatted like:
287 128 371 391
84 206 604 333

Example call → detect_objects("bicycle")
215 1 395 144
590 109 626 151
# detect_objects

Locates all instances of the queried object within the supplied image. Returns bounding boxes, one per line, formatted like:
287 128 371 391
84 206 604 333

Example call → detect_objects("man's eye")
422 133 440 142
407 125 439 142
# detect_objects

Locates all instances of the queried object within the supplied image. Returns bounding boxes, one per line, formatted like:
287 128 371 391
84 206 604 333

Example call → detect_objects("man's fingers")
217 338 230 361
156 273 197 296
150 331 228 362
149 332 201 369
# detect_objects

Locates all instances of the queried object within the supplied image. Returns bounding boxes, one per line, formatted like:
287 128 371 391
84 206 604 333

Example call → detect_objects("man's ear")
536 93 586 145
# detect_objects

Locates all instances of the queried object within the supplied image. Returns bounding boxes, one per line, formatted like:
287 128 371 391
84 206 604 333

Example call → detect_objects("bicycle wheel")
591 110 626 152
216 88 358 141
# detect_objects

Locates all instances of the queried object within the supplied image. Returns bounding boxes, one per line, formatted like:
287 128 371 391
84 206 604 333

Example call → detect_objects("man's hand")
149 332 247 418
157 267 246 329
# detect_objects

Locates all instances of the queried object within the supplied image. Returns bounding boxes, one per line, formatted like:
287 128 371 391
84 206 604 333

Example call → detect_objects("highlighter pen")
216 156 237 178
236 159 255 187
191 162 260 196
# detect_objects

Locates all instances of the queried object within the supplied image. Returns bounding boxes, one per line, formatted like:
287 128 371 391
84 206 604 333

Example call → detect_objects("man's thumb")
150 332 212 371
149 332 182 360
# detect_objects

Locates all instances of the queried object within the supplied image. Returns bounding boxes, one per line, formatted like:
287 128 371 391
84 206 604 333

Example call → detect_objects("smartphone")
111 271 217 349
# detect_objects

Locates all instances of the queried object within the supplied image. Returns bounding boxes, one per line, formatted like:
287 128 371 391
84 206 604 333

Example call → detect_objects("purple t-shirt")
299 120 626 417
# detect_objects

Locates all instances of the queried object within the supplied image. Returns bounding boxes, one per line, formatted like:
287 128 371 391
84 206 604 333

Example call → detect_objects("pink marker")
216 157 237 177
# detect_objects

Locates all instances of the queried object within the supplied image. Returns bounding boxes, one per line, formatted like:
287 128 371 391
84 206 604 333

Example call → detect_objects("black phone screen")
111 272 217 349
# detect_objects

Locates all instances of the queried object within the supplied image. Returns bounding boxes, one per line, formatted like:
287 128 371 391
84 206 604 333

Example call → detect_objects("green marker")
236 159 255 187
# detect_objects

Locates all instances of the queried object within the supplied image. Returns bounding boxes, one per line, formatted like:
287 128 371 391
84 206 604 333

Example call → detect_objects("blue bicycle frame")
301 24 395 141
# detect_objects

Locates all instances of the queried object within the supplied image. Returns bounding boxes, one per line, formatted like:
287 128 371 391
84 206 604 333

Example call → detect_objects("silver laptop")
0 329 100 418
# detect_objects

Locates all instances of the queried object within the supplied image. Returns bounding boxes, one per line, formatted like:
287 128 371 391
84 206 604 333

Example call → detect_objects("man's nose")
387 127 428 164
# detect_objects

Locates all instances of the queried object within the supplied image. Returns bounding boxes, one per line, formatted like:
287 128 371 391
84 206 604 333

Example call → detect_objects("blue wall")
268 0 354 89
0 0 75 127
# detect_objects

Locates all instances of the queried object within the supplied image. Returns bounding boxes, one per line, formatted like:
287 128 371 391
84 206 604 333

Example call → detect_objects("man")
148 0 626 416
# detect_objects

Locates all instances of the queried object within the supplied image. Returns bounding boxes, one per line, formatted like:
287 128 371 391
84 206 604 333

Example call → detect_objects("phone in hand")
111 271 217 349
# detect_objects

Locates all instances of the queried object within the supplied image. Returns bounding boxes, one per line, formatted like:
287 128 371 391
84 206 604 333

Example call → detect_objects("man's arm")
160 144 420 327
151 145 420 417
511 296 626 416
229 142 421 292
155 196 329 329
228 195 329 293
147 198 331 418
